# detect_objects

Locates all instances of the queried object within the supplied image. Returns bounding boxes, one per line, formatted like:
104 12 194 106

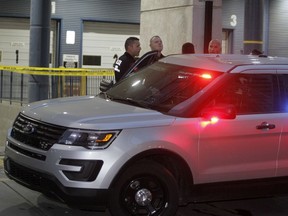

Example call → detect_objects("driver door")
196 72 282 184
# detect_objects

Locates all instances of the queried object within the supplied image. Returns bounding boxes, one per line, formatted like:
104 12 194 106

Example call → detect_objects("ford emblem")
22 123 35 134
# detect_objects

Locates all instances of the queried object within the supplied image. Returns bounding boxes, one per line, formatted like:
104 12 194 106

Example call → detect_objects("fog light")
59 159 103 181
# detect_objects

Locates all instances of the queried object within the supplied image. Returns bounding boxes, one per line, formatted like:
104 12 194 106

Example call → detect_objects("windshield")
106 61 223 113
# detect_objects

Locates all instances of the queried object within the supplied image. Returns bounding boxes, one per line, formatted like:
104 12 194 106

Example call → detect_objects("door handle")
256 122 276 130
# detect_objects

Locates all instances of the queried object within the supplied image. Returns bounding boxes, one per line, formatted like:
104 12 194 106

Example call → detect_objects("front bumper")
4 157 110 211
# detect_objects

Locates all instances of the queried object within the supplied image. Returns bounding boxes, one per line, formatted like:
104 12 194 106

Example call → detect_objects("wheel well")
112 149 194 205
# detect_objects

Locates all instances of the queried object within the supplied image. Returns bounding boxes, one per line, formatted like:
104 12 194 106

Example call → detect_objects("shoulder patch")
115 59 122 65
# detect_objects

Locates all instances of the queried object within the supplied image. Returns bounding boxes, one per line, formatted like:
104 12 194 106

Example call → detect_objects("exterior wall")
222 0 288 57
269 0 288 57
0 0 141 67
1 0 288 61
140 0 222 55
55 0 140 66
222 0 245 54
0 0 30 17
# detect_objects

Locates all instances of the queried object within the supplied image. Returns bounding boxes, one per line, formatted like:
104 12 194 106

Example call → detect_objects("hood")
21 96 175 130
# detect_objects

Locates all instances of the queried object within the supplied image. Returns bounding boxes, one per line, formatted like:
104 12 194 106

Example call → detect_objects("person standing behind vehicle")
182 42 195 54
114 37 141 82
250 49 263 55
208 39 222 54
149 35 165 59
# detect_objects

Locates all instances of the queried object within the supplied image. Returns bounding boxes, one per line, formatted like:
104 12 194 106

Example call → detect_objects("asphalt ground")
1 145 288 216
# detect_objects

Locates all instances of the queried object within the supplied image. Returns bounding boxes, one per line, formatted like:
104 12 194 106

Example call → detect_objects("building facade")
0 0 140 68
0 0 287 68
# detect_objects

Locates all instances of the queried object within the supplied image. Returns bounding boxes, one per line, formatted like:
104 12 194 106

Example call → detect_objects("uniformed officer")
113 37 141 82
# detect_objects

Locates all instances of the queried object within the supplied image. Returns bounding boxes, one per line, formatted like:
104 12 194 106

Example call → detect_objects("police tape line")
0 65 115 76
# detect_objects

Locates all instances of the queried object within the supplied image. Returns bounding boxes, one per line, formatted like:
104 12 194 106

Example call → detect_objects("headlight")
58 129 120 150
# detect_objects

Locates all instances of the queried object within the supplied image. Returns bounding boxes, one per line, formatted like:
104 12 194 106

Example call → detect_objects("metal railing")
0 69 115 105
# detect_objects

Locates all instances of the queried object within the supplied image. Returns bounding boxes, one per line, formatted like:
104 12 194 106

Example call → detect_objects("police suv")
4 54 288 216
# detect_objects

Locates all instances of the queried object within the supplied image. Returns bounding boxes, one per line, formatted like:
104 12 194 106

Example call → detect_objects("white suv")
4 54 288 216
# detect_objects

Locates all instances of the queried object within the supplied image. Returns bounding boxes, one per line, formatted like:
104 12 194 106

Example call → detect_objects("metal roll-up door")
83 21 140 69
0 17 57 66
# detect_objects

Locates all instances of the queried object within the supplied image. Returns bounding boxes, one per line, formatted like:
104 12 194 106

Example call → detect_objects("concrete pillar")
28 0 51 102
140 0 222 55
243 0 263 54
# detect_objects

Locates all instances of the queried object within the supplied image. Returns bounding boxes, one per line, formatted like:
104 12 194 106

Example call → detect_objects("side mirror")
201 104 236 120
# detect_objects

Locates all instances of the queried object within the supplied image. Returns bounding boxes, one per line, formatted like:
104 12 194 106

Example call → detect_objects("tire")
109 161 179 216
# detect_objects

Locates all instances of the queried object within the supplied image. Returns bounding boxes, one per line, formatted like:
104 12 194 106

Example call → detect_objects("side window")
277 74 288 112
207 74 279 114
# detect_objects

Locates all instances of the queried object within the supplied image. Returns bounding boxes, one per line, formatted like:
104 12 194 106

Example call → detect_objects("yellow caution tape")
243 40 263 44
0 65 114 76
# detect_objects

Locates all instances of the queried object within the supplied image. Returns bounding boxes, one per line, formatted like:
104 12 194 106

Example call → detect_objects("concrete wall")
140 0 222 55
0 103 21 148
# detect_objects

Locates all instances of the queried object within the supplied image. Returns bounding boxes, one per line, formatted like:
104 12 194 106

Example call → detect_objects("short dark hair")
251 49 263 55
125 37 139 50
182 42 195 54
150 35 161 43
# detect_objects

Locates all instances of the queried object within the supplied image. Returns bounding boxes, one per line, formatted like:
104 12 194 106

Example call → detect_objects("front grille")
11 113 67 151
8 142 46 160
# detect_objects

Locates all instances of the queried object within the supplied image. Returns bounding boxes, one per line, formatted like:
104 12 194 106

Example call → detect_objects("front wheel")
109 161 179 216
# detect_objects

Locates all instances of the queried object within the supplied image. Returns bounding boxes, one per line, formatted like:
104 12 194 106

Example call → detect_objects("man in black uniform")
114 37 141 82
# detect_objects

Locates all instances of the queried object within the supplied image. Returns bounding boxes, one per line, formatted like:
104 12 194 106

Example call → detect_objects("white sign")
10 42 25 47
63 54 79 68
110 47 123 52
63 54 79 62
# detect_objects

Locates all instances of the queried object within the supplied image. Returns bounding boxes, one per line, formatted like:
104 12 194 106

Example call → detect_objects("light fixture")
66 31 75 44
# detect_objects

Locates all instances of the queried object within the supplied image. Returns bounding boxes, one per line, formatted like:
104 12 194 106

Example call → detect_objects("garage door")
83 21 140 69
0 17 56 66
